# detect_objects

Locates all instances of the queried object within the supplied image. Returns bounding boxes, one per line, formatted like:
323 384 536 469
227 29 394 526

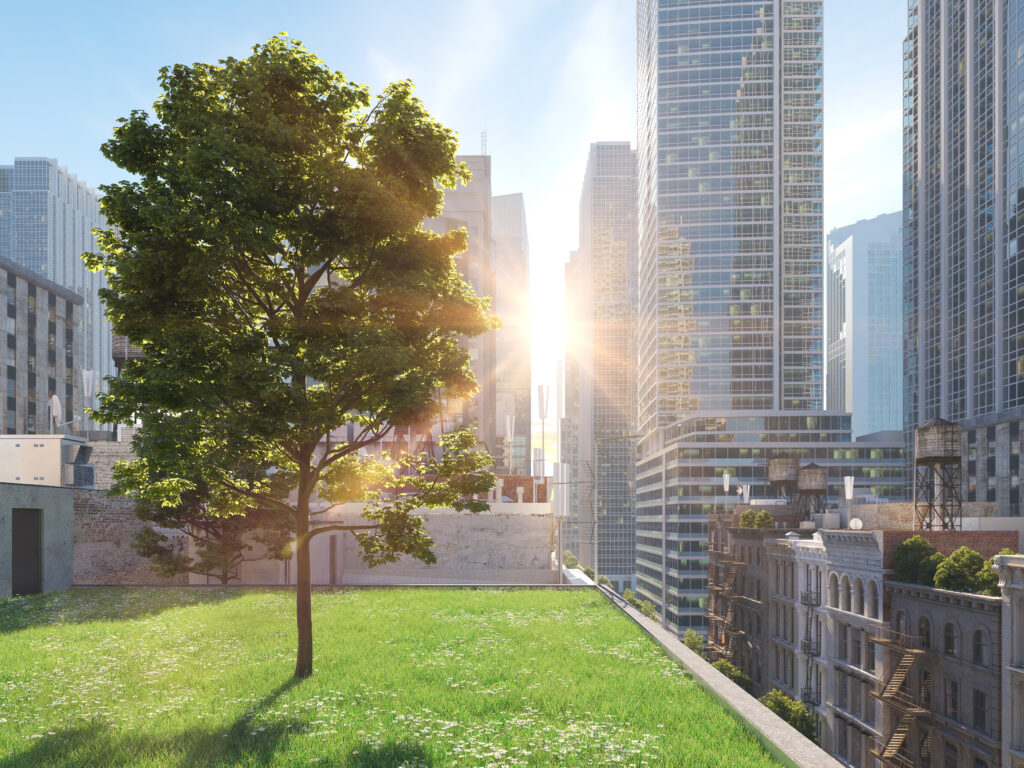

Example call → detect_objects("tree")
976 548 1017 597
759 689 816 741
563 550 580 569
133 482 292 584
712 659 753 692
934 546 987 593
738 508 771 529
682 628 704 657
88 36 497 679
892 535 943 585
637 599 657 620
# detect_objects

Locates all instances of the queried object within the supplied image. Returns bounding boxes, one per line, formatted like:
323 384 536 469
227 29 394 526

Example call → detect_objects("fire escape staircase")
800 592 820 706
869 633 931 768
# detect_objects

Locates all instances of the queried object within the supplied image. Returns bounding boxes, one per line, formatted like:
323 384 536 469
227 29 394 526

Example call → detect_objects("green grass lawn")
0 588 780 767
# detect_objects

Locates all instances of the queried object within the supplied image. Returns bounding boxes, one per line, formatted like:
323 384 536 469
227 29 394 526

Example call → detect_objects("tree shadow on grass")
0 587 249 634
0 677 303 768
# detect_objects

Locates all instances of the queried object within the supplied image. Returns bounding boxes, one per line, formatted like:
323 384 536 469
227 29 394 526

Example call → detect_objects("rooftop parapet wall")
879 529 1021 568
232 502 557 586
853 501 1000 529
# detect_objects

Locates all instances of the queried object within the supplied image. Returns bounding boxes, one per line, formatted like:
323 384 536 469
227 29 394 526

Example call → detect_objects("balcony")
800 638 820 656
800 590 821 606
800 686 820 707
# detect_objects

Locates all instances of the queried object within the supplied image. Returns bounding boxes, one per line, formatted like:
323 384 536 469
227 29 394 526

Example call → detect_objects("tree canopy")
88 35 497 678
892 535 943 586
759 689 816 741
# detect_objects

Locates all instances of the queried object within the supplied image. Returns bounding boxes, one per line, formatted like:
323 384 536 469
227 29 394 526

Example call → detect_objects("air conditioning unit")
62 463 95 489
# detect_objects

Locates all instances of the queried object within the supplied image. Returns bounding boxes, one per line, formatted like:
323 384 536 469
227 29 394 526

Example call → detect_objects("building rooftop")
0 587 788 767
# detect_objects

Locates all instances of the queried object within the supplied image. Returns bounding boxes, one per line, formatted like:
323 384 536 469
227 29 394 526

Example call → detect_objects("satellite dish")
849 518 864 530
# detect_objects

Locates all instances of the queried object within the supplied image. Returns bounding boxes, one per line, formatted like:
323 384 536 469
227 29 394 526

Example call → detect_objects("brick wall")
880 529 1022 568
73 489 186 585
493 475 548 503
87 428 137 491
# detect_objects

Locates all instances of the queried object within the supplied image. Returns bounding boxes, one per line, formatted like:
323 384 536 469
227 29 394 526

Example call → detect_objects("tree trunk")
294 506 313 679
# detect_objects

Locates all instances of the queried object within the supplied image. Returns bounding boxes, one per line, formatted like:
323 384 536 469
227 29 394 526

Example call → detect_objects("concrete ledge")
70 583 593 590
597 586 843 768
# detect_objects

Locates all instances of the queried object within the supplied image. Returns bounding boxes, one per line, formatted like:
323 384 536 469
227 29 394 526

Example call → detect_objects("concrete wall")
73 489 186 585
852 501 1001 529
224 502 557 586
0 483 73 599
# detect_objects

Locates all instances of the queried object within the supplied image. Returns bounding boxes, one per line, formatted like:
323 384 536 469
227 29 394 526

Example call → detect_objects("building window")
944 623 958 656
945 679 959 720
972 689 986 732
944 742 958 768
920 616 932 649
835 717 847 758
972 629 985 665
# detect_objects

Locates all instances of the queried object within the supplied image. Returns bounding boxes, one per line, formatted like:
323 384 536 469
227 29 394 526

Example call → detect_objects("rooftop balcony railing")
800 590 821 606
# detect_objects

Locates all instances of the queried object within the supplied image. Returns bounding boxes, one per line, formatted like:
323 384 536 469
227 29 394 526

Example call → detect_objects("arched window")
867 581 879 619
895 611 908 636
854 578 865 615
918 616 931 650
944 622 958 656
973 629 985 666
841 575 852 612
829 573 840 607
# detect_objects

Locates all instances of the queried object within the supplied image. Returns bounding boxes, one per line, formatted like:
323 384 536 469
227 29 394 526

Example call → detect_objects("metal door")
11 508 42 595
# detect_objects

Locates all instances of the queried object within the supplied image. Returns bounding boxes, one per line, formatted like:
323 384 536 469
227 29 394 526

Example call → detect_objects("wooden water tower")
768 457 799 501
914 418 963 530
797 463 828 516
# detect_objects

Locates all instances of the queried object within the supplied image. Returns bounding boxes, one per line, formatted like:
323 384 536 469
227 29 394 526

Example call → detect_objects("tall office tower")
635 0 826 632
562 142 638 592
560 254 583 556
903 1 1024 515
826 212 903 438
492 194 532 476
0 158 113 434
0 259 84 434
422 156 497 455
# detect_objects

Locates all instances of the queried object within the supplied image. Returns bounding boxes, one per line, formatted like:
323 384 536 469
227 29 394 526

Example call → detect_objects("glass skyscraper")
903 0 1024 515
562 142 637 592
635 0 826 632
492 193 532 477
0 158 113 434
826 212 903 438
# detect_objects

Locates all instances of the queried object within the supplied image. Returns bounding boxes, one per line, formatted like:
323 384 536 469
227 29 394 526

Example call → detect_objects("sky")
0 0 909 447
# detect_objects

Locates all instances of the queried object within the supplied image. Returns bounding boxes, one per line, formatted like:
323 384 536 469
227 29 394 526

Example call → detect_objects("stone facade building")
995 554 1024 768
878 583 1002 768
708 498 1023 767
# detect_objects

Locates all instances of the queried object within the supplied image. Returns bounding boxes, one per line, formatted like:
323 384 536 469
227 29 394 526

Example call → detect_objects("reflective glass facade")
635 412 905 632
492 193 532 476
826 212 904 438
0 158 113 433
637 0 824 437
904 1 1024 514
562 142 637 592
636 0 826 633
